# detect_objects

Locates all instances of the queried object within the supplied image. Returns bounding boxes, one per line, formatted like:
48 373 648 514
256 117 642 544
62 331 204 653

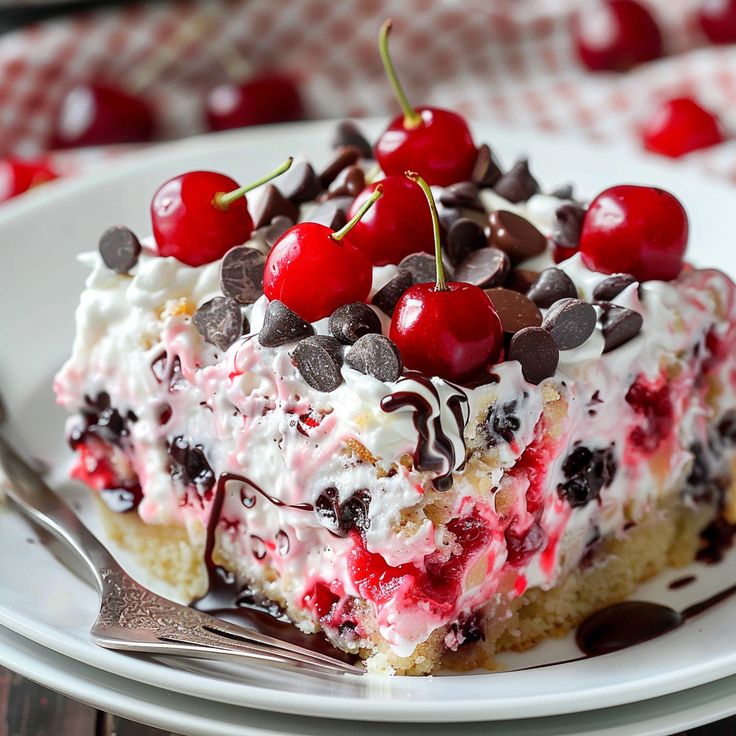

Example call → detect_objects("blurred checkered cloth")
3 0 736 180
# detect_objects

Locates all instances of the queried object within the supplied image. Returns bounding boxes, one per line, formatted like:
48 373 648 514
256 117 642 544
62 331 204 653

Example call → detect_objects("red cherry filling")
572 0 663 72
51 83 154 149
349 511 491 614
579 185 688 282
374 20 476 186
302 581 341 620
642 97 724 159
0 158 58 202
206 72 303 131
347 175 434 265
389 173 503 383
151 158 292 267
625 375 673 453
263 187 381 322
699 0 736 44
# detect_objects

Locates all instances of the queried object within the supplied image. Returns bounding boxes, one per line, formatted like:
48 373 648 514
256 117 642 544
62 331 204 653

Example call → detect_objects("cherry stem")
214 157 293 210
378 19 421 130
406 171 446 291
331 185 384 241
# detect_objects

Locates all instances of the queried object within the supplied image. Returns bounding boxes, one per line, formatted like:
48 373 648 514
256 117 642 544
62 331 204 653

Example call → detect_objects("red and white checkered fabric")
3 0 736 180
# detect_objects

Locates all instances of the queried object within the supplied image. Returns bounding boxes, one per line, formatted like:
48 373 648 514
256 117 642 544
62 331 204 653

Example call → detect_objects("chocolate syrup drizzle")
380 372 469 491
190 472 354 663
576 582 736 657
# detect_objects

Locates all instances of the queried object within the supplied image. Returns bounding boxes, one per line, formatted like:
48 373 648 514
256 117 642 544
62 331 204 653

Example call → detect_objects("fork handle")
0 434 120 591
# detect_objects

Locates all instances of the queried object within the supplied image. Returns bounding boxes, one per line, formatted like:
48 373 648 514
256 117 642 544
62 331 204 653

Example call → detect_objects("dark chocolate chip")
508 326 559 385
307 197 353 230
327 165 365 199
278 161 322 204
345 334 403 382
471 143 502 188
220 246 266 304
439 181 484 212
593 273 637 302
552 202 586 249
329 302 382 345
446 217 488 265
493 159 539 203
542 298 597 350
258 300 314 347
488 210 547 264
399 252 443 284
439 206 487 233
192 296 243 352
526 267 578 309
263 215 294 248
319 146 362 188
332 120 373 159
550 184 574 200
292 335 344 392
485 288 543 335
372 270 413 316
505 268 540 294
454 247 510 289
99 225 141 274
598 302 643 353
251 184 300 230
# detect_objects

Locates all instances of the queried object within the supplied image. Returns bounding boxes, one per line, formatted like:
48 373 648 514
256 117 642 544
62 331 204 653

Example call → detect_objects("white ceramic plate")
3 623 736 736
1 120 736 724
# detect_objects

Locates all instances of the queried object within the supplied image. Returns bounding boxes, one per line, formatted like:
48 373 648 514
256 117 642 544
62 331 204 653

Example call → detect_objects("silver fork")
0 393 361 677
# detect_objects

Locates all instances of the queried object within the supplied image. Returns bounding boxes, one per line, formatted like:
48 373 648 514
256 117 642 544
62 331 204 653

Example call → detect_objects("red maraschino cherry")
641 97 725 158
374 20 476 187
206 71 304 131
579 185 688 282
346 175 434 266
572 0 663 72
389 172 503 383
51 83 154 149
263 187 381 322
152 157 293 267
0 158 58 203
699 0 736 43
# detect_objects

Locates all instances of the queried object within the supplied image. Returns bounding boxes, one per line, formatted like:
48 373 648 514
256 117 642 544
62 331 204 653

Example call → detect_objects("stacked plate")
1 121 736 736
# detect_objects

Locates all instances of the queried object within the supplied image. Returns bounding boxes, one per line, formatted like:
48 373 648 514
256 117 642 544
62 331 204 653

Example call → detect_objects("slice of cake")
53 125 736 674
53 23 736 675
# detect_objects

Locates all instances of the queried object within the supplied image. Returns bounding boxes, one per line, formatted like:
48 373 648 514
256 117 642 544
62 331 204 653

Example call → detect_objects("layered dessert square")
53 118 736 674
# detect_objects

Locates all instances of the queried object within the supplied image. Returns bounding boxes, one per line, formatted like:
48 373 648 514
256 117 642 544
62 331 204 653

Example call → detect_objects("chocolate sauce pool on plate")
576 582 736 657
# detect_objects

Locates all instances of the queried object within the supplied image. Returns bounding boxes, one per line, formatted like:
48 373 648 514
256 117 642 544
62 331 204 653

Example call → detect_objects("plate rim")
2 119 736 722
2 622 736 736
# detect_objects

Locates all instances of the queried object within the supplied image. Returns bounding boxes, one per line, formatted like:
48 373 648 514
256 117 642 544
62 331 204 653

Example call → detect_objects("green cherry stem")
406 171 446 291
331 185 384 241
378 19 422 130
214 157 293 210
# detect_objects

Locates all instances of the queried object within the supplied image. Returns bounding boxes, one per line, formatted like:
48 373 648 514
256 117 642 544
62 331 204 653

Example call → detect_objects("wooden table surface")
0 665 734 736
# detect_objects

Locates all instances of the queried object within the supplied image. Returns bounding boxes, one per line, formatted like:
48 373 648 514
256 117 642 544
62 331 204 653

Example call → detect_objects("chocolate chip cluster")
95 121 645 394
258 299 402 392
